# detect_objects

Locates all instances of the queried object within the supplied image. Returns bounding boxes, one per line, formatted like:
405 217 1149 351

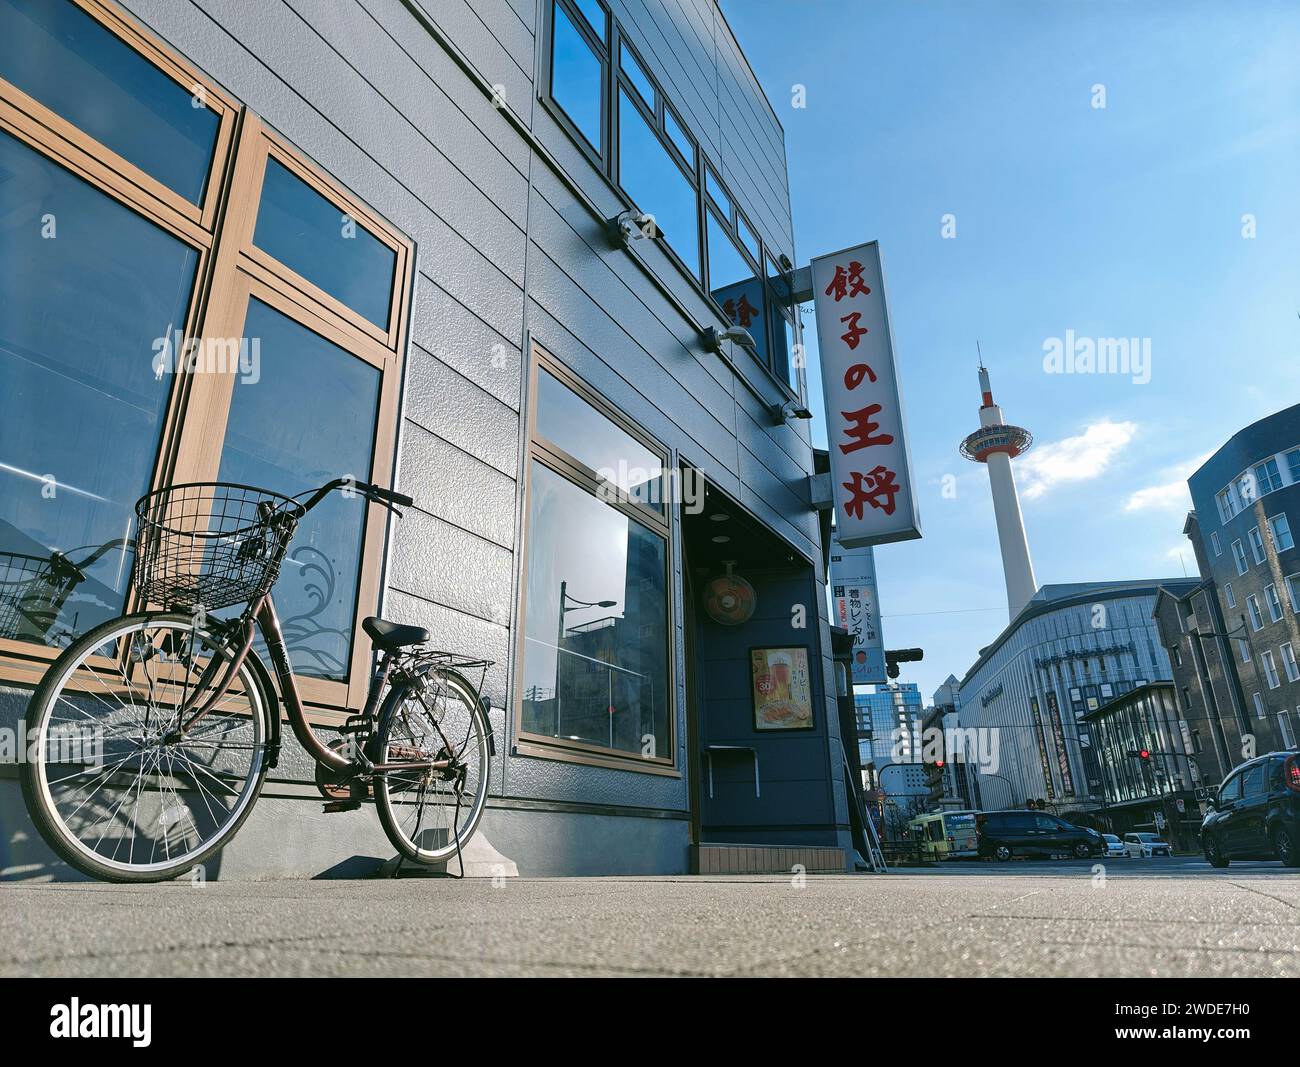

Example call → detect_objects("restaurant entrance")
682 477 848 874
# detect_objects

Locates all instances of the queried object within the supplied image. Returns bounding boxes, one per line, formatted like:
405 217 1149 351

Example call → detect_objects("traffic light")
1127 748 1152 762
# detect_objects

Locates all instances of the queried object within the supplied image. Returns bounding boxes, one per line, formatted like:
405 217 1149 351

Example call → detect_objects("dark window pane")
0 0 219 203
664 105 694 166
571 0 606 40
770 309 796 392
521 461 669 756
216 300 380 681
551 2 602 151
705 166 730 218
0 131 197 645
618 88 699 278
620 42 654 107
535 368 663 509
707 210 768 367
253 158 396 330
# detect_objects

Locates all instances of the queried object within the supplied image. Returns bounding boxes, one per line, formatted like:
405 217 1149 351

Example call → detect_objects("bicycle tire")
20 611 274 883
372 667 491 866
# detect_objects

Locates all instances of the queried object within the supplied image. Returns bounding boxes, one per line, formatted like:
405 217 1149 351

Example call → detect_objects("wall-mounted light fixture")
606 209 662 249
768 399 813 424
701 324 756 356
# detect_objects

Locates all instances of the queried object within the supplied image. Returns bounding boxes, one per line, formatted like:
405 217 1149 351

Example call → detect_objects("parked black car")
976 810 1103 860
1200 751 1300 868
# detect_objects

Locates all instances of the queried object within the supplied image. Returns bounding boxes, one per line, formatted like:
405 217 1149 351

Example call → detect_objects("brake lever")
367 494 403 519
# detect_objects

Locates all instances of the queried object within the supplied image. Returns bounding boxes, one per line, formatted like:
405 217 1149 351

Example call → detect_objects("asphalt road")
3 856 1299 977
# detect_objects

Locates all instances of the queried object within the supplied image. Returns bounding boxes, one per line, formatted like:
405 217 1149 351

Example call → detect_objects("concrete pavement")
3 857 1300 977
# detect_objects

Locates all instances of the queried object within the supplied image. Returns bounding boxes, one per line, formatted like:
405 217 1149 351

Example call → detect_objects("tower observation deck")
960 365 1038 617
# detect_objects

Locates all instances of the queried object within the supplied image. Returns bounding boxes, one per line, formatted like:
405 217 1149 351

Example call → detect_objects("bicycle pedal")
322 800 362 814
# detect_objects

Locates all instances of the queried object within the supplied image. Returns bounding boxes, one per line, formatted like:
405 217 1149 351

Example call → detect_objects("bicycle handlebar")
295 479 414 516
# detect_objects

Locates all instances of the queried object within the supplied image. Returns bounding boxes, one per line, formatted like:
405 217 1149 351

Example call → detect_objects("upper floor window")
1255 457 1283 495
1225 582 1236 609
1232 539 1248 575
1262 650 1281 689
1269 513 1294 552
1287 449 1300 484
617 79 700 278
549 0 606 154
1249 525 1267 564
1287 574 1300 614
1247 594 1264 631
1281 642 1300 684
1210 530 1221 556
1265 583 1284 623
1217 489 1235 524
541 1 799 399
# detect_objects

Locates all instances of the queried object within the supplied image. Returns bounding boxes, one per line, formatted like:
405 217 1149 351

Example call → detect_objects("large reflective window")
216 299 380 681
551 1 602 151
618 88 699 278
535 369 663 509
253 158 396 330
707 211 768 366
0 131 197 646
521 461 669 756
0 0 220 204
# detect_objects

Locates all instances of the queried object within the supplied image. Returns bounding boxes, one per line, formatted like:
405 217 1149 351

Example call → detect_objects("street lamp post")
554 580 617 738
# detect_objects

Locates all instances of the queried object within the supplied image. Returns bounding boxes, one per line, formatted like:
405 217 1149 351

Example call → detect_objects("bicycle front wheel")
373 667 491 865
20 612 273 883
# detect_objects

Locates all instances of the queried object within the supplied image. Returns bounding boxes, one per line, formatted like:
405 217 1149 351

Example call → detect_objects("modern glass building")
855 683 923 771
0 0 854 878
958 580 1198 815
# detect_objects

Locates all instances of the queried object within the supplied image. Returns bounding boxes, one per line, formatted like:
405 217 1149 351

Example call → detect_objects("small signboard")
830 536 885 684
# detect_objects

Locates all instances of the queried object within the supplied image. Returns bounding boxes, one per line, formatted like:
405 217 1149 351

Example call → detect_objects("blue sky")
725 0 1300 701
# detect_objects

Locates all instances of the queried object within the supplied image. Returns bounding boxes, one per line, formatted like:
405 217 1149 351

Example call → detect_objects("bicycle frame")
170 591 452 778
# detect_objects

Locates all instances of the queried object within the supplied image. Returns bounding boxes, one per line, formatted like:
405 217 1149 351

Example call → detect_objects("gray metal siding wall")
110 0 827 838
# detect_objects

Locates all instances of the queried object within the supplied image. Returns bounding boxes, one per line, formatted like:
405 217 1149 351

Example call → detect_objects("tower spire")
959 363 1038 618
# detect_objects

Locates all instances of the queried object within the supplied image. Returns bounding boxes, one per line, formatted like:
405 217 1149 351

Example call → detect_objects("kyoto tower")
959 363 1038 618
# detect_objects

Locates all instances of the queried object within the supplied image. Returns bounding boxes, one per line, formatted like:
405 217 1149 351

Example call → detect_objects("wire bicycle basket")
133 482 303 612
0 551 85 641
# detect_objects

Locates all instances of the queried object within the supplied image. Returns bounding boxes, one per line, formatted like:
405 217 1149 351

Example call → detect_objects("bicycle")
18 479 493 883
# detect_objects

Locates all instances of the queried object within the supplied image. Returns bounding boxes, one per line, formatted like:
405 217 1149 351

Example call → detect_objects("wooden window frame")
0 0 412 719
512 342 679 776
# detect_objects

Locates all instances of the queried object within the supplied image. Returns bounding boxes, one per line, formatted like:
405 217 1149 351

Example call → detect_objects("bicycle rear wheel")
20 612 273 883
373 667 490 866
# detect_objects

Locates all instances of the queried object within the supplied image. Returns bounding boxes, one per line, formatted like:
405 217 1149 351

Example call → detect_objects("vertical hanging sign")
810 241 921 548
830 536 886 684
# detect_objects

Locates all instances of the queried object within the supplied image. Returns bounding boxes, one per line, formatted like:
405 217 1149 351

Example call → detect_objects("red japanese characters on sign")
810 242 920 548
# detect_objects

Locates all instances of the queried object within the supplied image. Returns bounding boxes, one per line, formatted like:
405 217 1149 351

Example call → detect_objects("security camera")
606 209 662 248
702 324 757 354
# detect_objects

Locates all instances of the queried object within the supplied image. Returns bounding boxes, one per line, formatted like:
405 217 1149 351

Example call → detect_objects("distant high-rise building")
961 364 1038 618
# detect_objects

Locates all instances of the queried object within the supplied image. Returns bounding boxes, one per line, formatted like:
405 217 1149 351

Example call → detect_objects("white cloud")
1124 451 1215 513
1017 419 1137 501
